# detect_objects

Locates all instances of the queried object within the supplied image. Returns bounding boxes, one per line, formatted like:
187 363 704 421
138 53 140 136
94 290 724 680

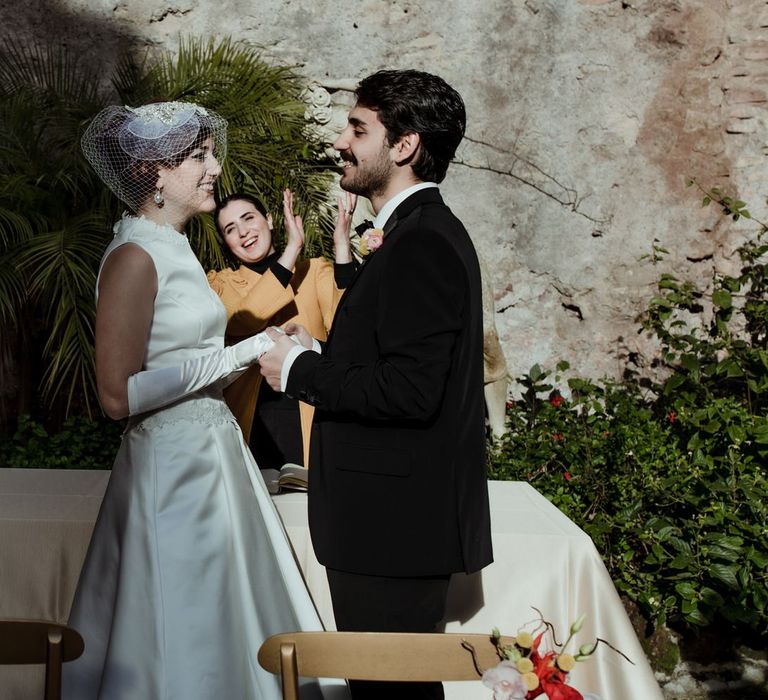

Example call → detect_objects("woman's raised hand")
278 189 305 271
283 189 305 253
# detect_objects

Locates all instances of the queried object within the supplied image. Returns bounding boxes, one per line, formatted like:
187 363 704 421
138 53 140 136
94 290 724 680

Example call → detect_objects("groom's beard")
339 146 392 200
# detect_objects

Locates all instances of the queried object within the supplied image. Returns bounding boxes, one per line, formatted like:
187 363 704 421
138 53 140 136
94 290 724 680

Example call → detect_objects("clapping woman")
64 101 327 699
208 189 356 471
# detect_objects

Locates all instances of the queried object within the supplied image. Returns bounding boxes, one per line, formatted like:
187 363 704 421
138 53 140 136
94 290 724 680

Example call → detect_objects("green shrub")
0 414 121 470
490 185 768 643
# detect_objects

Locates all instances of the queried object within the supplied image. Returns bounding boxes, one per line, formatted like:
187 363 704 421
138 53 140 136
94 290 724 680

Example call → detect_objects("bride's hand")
333 191 356 264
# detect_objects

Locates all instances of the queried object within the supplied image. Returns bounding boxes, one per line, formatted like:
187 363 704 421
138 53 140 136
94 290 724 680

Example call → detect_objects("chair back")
258 631 513 700
0 619 84 700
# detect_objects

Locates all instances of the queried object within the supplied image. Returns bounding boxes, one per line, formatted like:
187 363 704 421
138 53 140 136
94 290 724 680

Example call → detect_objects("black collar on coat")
382 186 444 237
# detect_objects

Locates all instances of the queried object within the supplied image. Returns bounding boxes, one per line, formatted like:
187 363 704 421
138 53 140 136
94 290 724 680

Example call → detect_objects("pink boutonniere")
359 228 384 257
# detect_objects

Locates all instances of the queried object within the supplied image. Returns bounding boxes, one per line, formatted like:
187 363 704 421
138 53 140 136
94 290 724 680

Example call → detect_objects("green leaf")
712 289 732 309
675 582 697 599
685 608 710 626
707 545 741 562
709 563 740 590
707 535 744 550
699 587 725 607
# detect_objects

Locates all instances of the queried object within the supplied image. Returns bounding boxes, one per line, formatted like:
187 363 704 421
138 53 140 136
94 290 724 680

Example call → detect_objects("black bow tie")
355 219 375 236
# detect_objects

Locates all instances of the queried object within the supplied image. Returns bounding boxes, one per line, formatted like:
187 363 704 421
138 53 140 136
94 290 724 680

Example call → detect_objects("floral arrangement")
358 227 384 257
477 612 630 700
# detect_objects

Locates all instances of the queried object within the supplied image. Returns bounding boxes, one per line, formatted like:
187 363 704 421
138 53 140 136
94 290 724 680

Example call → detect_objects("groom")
259 69 493 700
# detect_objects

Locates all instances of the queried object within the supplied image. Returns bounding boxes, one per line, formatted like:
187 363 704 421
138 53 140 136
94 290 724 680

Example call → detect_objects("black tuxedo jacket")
287 187 493 577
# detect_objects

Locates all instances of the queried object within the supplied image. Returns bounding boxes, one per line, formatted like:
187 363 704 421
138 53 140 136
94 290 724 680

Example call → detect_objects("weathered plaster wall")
4 0 766 388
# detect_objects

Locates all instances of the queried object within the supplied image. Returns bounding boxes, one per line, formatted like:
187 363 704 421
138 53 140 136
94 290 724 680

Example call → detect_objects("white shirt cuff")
280 345 307 392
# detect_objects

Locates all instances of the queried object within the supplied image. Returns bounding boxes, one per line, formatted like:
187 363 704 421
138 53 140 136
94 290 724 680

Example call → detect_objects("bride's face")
217 199 275 264
156 137 221 216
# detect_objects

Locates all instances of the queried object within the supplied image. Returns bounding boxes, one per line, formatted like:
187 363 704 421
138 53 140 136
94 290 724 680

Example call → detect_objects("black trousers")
326 568 451 700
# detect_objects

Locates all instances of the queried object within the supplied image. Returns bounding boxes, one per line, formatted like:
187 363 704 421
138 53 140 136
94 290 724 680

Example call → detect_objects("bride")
63 101 338 699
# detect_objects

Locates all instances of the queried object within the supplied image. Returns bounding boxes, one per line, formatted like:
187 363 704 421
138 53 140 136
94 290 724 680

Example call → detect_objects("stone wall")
4 0 766 391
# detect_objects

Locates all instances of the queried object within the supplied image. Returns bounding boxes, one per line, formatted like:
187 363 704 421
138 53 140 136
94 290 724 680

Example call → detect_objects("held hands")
258 324 313 391
333 191 357 265
282 322 314 350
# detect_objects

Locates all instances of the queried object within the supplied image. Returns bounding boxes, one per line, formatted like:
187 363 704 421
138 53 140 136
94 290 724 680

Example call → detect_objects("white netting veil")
81 101 228 211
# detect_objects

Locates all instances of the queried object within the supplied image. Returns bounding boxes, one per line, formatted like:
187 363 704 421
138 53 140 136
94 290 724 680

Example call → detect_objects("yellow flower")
515 631 533 649
556 653 576 672
516 657 534 673
522 671 540 691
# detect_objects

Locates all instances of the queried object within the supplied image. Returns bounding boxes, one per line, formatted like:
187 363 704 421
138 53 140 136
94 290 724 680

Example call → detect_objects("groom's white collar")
373 182 438 229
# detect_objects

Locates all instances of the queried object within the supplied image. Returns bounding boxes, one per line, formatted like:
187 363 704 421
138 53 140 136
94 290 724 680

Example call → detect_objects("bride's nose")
208 153 222 177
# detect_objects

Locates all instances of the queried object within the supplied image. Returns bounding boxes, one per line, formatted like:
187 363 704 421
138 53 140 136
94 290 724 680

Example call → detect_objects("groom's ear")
391 131 421 166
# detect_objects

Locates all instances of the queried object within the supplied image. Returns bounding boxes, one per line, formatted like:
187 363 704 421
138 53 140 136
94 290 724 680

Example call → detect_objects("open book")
261 463 308 495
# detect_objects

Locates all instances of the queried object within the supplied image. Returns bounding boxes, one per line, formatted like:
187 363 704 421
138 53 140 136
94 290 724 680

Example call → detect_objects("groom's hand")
283 322 313 349
258 328 302 391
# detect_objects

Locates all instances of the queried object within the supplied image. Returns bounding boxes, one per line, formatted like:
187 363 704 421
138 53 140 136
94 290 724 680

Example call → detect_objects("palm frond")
20 216 105 303
40 298 97 416
17 213 109 414
0 249 26 326
0 39 103 106
0 203 35 250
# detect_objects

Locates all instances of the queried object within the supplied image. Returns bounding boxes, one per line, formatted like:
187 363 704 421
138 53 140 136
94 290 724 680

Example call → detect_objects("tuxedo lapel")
383 212 399 236
328 187 445 336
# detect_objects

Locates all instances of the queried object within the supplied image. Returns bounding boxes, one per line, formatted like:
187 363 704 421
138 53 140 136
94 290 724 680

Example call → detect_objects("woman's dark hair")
213 193 269 237
354 69 466 183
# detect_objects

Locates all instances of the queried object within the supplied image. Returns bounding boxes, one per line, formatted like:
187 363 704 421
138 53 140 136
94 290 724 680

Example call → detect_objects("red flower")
506 400 515 410
525 633 583 700
550 395 564 408
668 410 677 424
539 678 584 700
564 471 572 481
552 433 564 441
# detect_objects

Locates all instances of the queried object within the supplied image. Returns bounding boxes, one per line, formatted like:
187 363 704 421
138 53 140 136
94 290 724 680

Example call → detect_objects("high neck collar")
242 250 280 274
114 214 189 246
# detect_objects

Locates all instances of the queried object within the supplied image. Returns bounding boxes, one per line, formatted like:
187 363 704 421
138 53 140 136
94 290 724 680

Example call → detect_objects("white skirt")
63 397 331 699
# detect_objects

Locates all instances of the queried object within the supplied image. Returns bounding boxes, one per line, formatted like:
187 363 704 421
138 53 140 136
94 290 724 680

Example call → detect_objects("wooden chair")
0 619 84 700
258 631 513 700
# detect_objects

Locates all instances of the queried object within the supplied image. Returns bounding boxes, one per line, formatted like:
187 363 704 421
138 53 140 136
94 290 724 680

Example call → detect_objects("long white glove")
127 331 277 416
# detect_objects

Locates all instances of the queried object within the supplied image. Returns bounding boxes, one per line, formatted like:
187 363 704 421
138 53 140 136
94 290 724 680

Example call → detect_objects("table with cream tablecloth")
0 469 663 700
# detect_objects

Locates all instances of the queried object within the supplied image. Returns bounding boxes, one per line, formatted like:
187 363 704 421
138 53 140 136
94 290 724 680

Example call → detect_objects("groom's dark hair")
355 69 466 184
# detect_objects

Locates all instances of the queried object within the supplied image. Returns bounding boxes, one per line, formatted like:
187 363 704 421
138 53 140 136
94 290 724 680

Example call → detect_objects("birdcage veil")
81 101 228 212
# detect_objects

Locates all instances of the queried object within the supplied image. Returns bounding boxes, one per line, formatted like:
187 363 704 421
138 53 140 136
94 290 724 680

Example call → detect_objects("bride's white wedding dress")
63 216 328 699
